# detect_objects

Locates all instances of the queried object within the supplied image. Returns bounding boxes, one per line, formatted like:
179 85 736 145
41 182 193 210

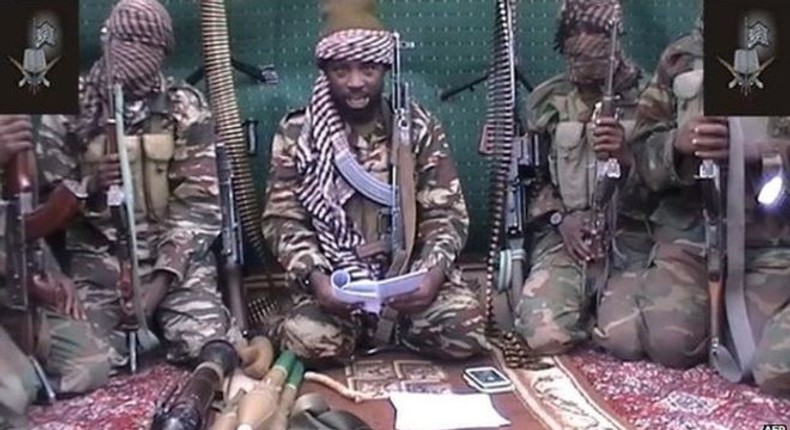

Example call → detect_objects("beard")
332 90 383 123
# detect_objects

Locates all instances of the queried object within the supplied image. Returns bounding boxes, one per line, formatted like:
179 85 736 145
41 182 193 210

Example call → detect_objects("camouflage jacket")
262 101 469 285
524 72 654 224
35 77 221 283
631 23 790 246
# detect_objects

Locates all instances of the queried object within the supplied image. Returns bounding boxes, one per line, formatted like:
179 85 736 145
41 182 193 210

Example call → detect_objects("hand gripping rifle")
101 28 157 373
216 142 248 334
585 14 623 301
3 145 58 403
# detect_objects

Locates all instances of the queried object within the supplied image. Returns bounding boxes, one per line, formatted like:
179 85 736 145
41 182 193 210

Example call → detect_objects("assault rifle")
387 31 417 277
585 14 623 300
216 141 249 334
102 28 157 373
698 157 726 367
3 144 58 403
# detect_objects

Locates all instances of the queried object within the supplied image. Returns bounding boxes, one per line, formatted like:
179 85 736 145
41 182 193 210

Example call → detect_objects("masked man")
514 0 654 355
597 15 790 396
35 0 241 370
259 0 487 367
0 115 109 429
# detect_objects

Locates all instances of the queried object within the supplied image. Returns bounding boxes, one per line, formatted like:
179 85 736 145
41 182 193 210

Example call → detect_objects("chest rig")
552 93 636 212
81 93 175 222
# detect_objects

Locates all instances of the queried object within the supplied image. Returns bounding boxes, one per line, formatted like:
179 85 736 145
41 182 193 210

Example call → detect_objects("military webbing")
711 117 756 383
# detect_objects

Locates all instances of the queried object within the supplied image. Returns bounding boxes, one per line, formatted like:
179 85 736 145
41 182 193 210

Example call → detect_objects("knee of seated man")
405 290 488 360
280 314 354 363
58 350 111 394
433 316 488 360
514 298 584 355
644 325 707 369
0 373 35 415
753 343 790 398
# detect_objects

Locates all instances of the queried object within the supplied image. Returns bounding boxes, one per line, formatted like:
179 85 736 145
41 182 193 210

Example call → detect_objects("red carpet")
29 364 188 430
567 349 790 429
27 349 790 429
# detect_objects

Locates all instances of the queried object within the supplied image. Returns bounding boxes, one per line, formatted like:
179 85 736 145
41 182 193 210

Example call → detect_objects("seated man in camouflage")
597 16 790 396
260 0 487 367
514 0 654 355
35 0 241 370
0 115 109 429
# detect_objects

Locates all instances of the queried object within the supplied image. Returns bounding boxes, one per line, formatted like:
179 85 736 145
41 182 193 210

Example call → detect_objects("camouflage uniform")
595 22 790 393
35 77 241 369
593 23 710 370
0 201 109 429
515 73 655 355
261 103 487 366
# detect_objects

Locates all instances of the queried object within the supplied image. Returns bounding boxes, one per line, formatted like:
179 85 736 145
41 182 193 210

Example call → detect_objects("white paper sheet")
331 269 427 313
389 392 510 430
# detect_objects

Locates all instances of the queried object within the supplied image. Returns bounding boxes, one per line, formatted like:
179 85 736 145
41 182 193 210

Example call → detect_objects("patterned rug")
566 349 790 430
26 348 790 429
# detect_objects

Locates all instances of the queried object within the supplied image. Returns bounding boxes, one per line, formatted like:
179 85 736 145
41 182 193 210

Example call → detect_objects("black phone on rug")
463 366 513 394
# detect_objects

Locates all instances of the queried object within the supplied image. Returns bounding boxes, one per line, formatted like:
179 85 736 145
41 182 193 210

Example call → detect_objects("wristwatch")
301 266 331 293
549 211 564 229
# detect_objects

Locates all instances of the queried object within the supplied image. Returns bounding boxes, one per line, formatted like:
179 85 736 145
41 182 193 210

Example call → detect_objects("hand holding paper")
331 269 427 313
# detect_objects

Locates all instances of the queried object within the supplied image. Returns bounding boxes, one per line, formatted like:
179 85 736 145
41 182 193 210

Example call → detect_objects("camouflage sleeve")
261 114 332 285
410 113 468 276
36 114 84 192
630 54 697 192
153 88 222 283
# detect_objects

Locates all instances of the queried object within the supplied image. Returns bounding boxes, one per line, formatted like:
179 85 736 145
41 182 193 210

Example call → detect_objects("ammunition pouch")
82 132 175 221
554 121 591 211
142 133 175 222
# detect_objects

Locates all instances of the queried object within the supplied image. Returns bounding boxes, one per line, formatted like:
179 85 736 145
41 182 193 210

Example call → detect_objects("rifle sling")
712 117 756 383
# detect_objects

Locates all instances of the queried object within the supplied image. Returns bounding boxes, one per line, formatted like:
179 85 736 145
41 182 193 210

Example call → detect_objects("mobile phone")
463 366 513 394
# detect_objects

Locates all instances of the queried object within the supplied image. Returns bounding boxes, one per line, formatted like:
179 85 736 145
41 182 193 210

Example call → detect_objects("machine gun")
480 0 552 370
102 28 157 374
216 141 249 335
150 339 239 430
3 143 58 403
585 13 623 301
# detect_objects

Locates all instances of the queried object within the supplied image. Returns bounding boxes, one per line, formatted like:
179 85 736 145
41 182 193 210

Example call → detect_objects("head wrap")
295 0 395 280
77 0 173 142
554 0 640 91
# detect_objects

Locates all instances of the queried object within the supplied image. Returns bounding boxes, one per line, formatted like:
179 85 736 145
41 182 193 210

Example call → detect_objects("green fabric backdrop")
77 0 700 257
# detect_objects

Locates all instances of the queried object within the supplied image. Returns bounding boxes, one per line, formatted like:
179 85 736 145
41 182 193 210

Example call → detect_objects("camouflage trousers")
275 280 488 367
70 250 241 370
735 247 790 397
0 309 110 429
515 218 653 355
593 224 710 369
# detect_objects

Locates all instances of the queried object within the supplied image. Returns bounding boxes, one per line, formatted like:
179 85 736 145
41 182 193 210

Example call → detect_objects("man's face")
324 59 386 113
563 31 614 85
